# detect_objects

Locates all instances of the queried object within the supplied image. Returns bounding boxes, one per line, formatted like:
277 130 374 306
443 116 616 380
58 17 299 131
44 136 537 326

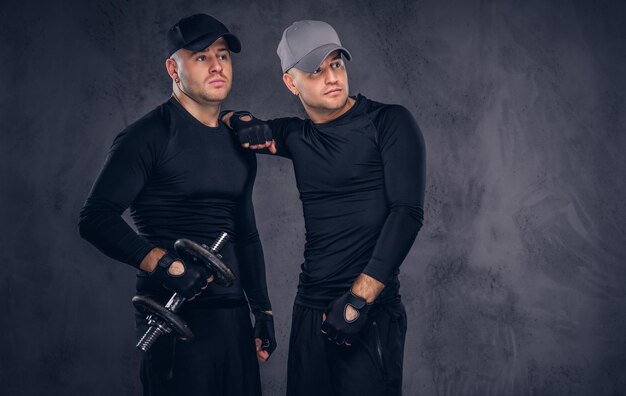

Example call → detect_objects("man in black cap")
224 20 425 396
79 14 275 396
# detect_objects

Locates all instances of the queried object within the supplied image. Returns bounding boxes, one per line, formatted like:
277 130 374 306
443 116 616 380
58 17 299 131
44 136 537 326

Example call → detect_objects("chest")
152 129 250 199
286 119 383 192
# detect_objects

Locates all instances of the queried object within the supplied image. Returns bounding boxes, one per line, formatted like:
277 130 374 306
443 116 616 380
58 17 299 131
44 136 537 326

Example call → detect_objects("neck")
172 86 220 127
304 97 356 124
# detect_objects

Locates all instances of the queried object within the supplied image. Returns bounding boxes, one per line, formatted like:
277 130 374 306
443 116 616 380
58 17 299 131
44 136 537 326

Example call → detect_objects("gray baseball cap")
277 20 352 73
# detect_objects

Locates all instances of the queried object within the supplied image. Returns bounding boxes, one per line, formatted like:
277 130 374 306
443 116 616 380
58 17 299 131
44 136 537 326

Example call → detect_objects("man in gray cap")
79 14 275 396
224 20 426 395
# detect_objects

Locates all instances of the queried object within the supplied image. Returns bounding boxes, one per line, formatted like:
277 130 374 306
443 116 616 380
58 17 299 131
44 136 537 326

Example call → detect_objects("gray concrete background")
1 0 625 395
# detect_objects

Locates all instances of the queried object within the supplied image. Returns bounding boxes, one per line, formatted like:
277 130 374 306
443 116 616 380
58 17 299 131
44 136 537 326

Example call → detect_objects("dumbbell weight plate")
132 295 194 341
174 239 236 287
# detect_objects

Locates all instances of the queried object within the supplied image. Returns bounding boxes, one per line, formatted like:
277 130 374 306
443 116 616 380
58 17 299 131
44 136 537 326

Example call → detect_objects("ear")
166 58 178 82
282 72 299 96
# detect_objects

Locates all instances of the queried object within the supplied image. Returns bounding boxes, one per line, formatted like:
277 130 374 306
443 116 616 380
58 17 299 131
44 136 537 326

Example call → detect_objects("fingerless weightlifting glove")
230 111 273 146
149 252 211 299
321 290 373 346
253 310 277 357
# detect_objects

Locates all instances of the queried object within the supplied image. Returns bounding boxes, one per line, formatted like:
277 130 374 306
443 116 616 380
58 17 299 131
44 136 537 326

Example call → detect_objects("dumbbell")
132 232 235 352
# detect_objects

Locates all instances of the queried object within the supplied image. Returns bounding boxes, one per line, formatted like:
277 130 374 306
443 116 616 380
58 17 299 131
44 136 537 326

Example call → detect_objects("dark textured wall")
2 1 625 395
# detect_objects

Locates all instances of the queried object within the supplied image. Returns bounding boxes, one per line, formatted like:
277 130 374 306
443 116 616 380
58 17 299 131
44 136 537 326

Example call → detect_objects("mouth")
208 79 227 87
324 88 342 96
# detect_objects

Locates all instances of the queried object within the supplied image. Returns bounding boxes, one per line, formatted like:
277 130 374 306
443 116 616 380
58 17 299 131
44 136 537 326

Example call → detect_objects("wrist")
350 287 376 304
345 290 370 311
220 110 234 128
350 273 384 304
254 309 273 317
139 247 166 272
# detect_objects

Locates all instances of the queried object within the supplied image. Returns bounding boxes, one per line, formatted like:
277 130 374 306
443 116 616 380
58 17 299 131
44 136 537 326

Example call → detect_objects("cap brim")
184 32 241 53
291 43 351 73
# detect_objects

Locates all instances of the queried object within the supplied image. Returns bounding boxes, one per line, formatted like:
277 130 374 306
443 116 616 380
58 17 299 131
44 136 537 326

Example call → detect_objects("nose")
208 54 223 73
324 67 338 84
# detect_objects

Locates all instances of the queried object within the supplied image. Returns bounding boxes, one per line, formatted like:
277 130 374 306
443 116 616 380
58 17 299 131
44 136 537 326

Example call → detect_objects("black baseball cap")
166 14 241 58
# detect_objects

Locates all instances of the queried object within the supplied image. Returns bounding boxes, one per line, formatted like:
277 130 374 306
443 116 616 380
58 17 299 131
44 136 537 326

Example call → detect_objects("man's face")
287 50 349 112
172 37 233 104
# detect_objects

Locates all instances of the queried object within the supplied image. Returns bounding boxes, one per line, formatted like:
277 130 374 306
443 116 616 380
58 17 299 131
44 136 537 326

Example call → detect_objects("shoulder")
359 96 422 147
362 97 416 128
111 103 171 150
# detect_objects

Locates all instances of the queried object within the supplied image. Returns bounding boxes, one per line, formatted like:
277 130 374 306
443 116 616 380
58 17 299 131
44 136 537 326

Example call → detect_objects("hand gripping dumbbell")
132 232 235 352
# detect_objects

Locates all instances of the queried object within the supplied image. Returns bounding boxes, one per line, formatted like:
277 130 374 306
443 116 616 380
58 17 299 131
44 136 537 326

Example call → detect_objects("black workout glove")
253 310 277 357
321 290 373 346
149 253 211 299
230 111 273 146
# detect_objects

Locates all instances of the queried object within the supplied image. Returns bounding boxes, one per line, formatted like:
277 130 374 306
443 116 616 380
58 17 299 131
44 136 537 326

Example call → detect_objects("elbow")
77 202 110 243
390 203 424 231
77 209 95 242
77 198 121 242
413 206 424 232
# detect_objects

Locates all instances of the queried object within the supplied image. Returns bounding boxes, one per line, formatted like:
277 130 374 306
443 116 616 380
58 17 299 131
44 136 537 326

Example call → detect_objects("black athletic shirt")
266 94 425 309
78 97 271 311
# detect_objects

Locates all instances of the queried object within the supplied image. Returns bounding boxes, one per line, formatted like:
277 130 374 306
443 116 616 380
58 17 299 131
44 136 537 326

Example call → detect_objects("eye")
218 53 229 61
331 61 343 69
196 55 206 62
312 67 322 74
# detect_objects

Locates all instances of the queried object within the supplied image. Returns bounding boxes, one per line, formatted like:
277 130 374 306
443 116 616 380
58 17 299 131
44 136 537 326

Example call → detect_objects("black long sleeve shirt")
267 94 426 309
78 98 271 311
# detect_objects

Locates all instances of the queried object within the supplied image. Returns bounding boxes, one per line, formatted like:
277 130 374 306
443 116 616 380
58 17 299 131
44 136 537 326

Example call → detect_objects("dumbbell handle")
136 232 229 352
164 232 230 312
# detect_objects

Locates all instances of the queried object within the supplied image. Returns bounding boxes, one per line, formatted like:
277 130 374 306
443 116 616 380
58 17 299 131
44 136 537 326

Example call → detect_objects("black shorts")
287 301 407 396
135 304 261 396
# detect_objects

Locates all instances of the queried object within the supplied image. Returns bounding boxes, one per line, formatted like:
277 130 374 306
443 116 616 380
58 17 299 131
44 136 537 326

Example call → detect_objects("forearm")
78 198 156 268
363 105 426 290
362 205 424 285
235 235 272 312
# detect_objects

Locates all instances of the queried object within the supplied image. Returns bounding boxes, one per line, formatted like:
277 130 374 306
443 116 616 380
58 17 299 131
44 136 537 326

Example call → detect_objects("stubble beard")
180 76 231 105
311 92 349 113
199 80 231 104
199 90 228 104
